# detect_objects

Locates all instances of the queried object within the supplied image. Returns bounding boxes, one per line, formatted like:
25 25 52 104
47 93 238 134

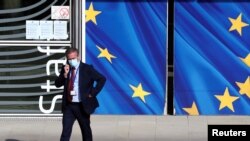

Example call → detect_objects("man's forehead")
67 52 78 58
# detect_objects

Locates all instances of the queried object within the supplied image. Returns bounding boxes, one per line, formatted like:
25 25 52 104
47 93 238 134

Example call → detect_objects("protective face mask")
68 59 78 68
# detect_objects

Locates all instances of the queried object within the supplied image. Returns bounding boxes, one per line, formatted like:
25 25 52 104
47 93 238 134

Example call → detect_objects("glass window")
0 0 71 114
0 45 67 113
0 0 70 41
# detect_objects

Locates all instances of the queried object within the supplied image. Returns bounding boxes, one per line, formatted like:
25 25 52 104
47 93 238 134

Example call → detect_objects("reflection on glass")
0 0 70 40
0 45 66 113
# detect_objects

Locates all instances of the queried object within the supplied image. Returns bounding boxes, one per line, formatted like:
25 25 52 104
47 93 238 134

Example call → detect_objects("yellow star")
182 102 199 115
236 77 250 98
240 54 250 67
229 13 249 36
130 83 151 103
86 2 101 25
96 45 116 63
215 87 239 112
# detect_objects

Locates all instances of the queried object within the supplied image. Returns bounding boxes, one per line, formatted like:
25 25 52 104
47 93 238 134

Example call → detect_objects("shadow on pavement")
5 139 21 141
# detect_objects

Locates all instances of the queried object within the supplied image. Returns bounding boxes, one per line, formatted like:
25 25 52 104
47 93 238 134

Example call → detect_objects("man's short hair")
65 48 79 56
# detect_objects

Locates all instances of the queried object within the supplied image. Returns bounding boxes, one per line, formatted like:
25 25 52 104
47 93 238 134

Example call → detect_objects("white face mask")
68 59 78 68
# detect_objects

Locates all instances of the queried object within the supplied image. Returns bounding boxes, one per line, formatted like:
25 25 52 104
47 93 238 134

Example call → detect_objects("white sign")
51 6 70 19
25 20 69 40
54 21 68 39
26 20 40 39
40 21 53 40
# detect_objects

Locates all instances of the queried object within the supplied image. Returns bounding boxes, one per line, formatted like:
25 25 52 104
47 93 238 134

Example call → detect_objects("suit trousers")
60 102 92 141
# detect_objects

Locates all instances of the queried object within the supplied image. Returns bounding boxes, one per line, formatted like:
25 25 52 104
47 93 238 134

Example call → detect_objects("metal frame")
0 41 71 44
0 43 71 46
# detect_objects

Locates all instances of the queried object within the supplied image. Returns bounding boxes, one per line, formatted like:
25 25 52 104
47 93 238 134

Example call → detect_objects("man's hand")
64 64 70 78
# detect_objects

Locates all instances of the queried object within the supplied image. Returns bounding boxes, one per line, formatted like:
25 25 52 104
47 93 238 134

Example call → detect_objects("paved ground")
0 115 249 141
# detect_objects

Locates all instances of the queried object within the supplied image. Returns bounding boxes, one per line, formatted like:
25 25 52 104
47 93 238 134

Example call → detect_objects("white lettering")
38 45 66 114
212 129 218 136
41 80 63 92
46 60 66 76
212 129 247 137
241 131 247 136
37 46 66 56
39 95 62 114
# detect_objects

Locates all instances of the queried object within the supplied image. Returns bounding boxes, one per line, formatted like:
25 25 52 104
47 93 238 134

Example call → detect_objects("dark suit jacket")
55 62 106 114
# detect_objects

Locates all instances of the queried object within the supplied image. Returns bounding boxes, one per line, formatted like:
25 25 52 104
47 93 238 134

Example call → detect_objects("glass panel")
0 45 67 114
0 0 70 41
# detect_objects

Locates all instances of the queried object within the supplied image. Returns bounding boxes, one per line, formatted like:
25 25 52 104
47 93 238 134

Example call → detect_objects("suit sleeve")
89 65 106 97
55 65 66 88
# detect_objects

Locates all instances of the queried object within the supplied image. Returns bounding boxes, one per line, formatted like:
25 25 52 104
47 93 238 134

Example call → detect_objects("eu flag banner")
85 1 167 114
174 2 250 115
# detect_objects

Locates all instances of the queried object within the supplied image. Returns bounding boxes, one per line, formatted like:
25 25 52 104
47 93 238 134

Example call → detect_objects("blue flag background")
86 1 167 114
174 2 250 115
